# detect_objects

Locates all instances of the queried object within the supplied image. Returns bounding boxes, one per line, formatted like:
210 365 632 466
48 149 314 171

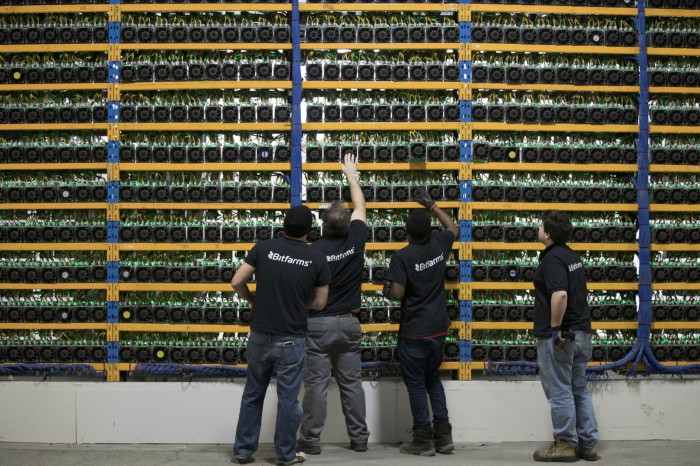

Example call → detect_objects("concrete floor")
0 440 698 466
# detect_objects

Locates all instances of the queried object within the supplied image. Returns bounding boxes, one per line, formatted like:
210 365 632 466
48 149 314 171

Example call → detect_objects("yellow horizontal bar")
118 323 250 333
123 43 292 51
473 83 639 93
648 47 700 56
652 283 700 291
120 163 290 172
649 86 700 94
649 205 700 213
1 163 108 171
473 242 638 252
119 123 290 132
303 162 459 171
304 123 460 131
362 283 460 291
120 243 253 252
0 203 106 210
120 283 238 292
650 125 700 134
472 123 638 133
119 202 290 210
0 44 110 53
300 3 459 11
0 83 108 92
0 5 109 13
649 164 700 173
471 44 638 55
651 322 700 330
121 81 291 91
0 323 108 331
470 322 637 331
468 361 642 370
650 244 700 252
471 4 636 15
472 202 638 212
106 363 248 372
0 124 108 131
300 43 457 51
0 283 108 290
472 163 637 172
120 3 292 12
646 8 700 17
0 243 107 251
305 201 461 210
303 81 459 90
440 362 461 370
468 282 637 291
361 324 399 332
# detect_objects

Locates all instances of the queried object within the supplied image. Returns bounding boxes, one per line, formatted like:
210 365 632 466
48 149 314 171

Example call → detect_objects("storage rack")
1 1 698 382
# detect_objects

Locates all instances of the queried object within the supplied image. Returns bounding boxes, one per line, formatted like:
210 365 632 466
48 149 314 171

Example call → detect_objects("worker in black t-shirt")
532 210 600 463
231 205 331 466
383 190 459 457
297 153 370 455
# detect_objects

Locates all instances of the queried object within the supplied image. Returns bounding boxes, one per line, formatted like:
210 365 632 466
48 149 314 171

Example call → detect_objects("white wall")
1 379 698 444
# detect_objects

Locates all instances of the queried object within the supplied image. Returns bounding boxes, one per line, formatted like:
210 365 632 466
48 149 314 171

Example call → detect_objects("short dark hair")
541 210 572 245
321 201 351 239
406 209 431 242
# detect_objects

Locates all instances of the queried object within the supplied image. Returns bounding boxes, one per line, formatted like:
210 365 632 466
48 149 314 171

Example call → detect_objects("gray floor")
1 440 699 466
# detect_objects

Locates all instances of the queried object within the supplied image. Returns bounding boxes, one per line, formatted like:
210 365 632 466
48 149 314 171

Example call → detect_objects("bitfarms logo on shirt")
268 250 312 267
415 253 444 272
327 247 355 262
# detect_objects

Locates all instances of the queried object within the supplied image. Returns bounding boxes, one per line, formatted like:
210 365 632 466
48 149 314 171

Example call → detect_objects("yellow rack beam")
652 283 700 291
123 43 292 51
468 282 638 291
305 201 461 209
303 81 459 90
1 163 108 171
118 323 250 333
119 123 290 131
471 5 636 14
651 322 700 330
472 163 636 172
649 205 700 213
646 8 700 17
0 83 109 92
120 81 291 91
0 44 110 53
120 163 290 171
473 242 638 252
649 86 700 94
470 322 638 331
0 243 108 251
470 44 638 55
649 164 700 173
303 162 459 171
120 283 237 292
0 203 106 210
0 124 108 131
648 48 700 56
300 43 457 50
0 283 109 290
0 5 109 13
362 283 460 292
120 243 254 252
472 84 639 93
300 4 459 11
120 3 293 12
0 323 108 331
472 202 638 212
650 125 700 134
304 123 460 131
119 202 290 210
650 244 700 252
472 123 638 133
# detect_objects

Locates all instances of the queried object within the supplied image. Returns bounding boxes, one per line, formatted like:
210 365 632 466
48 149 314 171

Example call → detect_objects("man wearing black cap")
383 192 459 457
231 205 331 466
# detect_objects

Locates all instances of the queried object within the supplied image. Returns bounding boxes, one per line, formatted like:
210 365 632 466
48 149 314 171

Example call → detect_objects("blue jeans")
234 331 306 463
537 330 599 447
398 336 449 432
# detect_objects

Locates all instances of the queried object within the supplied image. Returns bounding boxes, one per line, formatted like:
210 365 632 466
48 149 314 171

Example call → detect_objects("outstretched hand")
413 187 435 210
341 153 359 180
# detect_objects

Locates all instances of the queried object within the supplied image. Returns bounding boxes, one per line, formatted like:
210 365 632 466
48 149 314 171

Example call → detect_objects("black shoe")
399 429 436 457
350 441 368 452
232 454 255 464
296 441 321 455
433 422 454 454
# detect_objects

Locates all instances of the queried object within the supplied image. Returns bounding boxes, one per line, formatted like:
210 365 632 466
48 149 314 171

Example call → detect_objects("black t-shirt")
311 220 367 316
533 244 591 339
387 230 455 339
245 237 331 336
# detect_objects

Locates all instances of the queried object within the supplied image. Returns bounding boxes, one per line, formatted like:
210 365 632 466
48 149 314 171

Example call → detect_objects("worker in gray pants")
297 153 370 454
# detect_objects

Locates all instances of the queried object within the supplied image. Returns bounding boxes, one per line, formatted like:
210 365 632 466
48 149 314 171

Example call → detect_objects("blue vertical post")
636 1 652 347
290 0 302 206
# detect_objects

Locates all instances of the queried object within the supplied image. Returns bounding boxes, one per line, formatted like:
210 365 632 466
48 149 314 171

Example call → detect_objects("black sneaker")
296 441 321 455
350 441 368 452
232 454 255 464
276 452 307 466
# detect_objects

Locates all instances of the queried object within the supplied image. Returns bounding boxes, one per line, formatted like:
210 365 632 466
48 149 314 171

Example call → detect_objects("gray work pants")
299 313 369 447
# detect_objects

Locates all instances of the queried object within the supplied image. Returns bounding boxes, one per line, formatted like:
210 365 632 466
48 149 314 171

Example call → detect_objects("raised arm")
342 153 366 223
413 187 459 237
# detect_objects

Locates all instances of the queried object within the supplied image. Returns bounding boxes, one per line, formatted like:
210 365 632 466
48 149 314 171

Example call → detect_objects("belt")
337 312 357 317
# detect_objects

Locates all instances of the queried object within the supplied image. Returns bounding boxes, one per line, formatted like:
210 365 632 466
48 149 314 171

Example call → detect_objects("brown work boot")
576 444 600 461
533 438 578 462
399 429 436 456
433 422 454 454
